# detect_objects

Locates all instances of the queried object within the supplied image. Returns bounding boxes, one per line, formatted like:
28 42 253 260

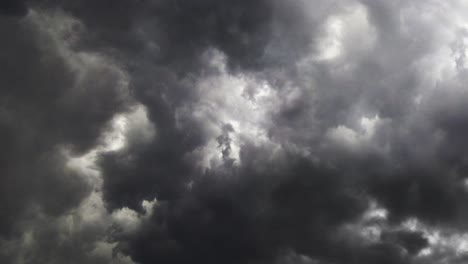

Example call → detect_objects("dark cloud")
3 0 468 264
0 8 131 262
114 156 368 264
368 169 468 224
381 230 429 255
0 0 28 16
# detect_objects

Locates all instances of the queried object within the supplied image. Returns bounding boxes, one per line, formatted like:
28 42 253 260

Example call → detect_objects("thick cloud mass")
0 1 27 16
2 1 468 264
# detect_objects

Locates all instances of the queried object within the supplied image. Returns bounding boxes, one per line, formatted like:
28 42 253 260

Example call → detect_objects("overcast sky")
2 1 468 264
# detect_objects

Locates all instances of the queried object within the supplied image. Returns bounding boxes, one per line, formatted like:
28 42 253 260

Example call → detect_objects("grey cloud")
381 230 429 255
113 155 367 264
0 0 27 16
0 9 131 263
3 0 468 264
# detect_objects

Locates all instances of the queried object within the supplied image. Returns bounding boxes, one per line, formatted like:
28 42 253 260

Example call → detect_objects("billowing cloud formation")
2 1 468 264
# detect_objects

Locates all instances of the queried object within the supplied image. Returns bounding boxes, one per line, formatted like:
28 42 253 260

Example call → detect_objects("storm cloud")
2 1 468 264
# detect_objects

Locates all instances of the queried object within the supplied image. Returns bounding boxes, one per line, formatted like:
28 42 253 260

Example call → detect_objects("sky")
1 1 468 264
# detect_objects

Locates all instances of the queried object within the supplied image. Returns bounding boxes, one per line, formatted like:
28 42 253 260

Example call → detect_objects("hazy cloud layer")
2 1 468 264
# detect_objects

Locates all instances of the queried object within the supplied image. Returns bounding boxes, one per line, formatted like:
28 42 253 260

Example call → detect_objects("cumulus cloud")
2 1 468 264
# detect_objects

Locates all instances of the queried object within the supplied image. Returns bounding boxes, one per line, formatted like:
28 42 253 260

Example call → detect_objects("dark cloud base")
2 1 468 264
0 0 28 16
